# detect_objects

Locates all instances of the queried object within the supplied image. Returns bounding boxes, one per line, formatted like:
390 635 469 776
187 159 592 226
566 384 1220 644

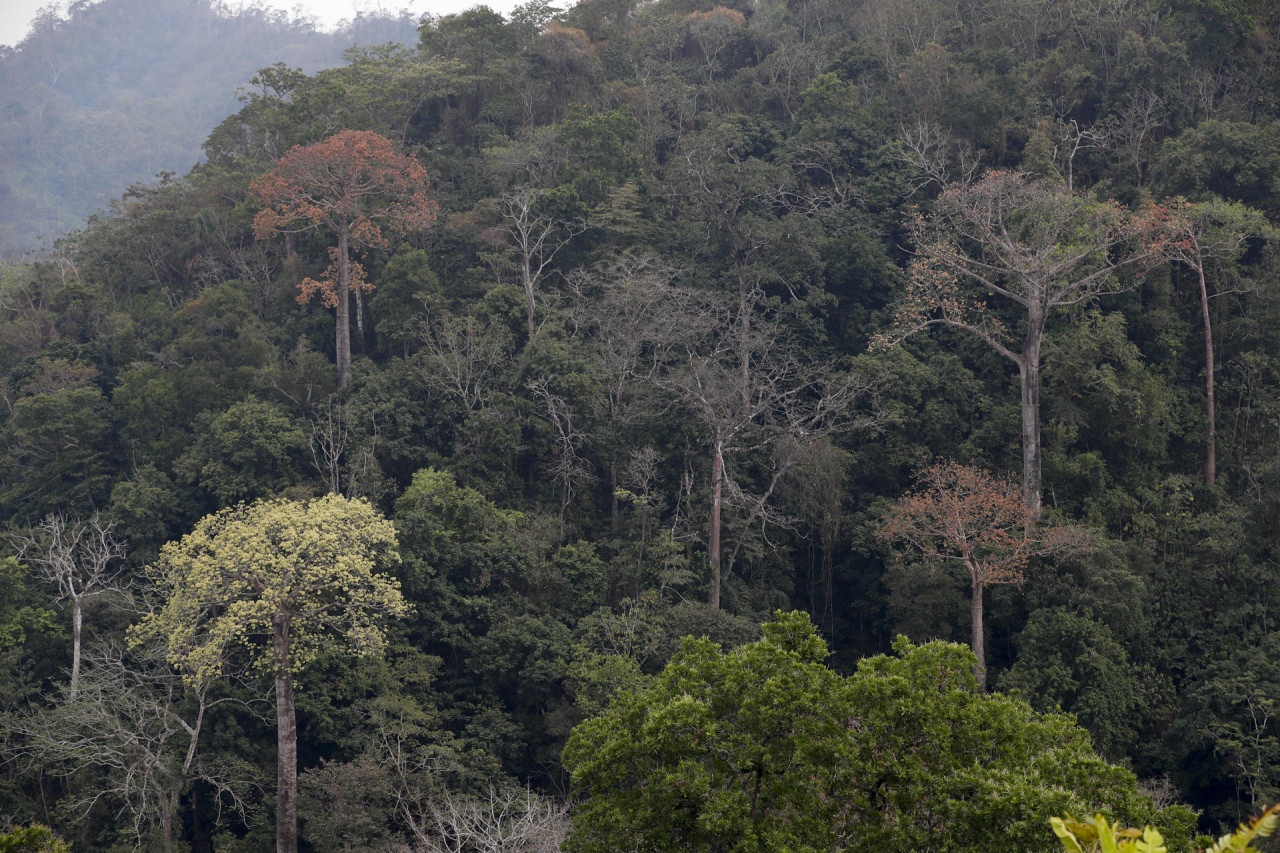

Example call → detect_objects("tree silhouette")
250 130 438 387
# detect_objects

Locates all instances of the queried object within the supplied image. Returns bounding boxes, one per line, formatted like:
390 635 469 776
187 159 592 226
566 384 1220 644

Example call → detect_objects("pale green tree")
131 495 406 853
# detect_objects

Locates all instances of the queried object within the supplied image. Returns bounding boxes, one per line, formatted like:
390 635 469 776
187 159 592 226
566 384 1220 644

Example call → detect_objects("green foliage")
0 826 69 853
565 613 1193 853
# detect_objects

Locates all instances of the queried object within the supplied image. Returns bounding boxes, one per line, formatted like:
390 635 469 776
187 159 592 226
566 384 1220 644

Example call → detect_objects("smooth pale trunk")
709 442 724 610
70 601 82 697
1019 312 1045 515
273 615 298 853
523 255 536 340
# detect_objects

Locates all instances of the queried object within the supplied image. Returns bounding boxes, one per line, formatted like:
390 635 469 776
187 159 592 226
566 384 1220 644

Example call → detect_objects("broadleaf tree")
130 494 406 853
877 172 1166 512
250 130 438 387
877 461 1089 691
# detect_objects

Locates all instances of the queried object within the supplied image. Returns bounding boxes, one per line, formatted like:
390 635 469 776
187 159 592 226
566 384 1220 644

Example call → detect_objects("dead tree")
16 514 126 696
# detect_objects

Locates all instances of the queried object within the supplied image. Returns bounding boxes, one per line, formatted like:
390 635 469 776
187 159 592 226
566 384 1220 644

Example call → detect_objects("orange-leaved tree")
250 130 438 387
877 461 1088 691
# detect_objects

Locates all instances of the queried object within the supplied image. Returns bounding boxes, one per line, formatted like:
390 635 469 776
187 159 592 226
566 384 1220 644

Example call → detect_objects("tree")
6 644 253 853
492 186 589 340
564 612 1194 853
1160 197 1271 485
130 495 406 853
669 289 881 609
877 171 1164 512
250 130 438 387
877 461 1089 691
14 514 125 697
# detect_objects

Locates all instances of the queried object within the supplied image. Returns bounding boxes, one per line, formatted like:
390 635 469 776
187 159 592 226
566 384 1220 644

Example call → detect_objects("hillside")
0 0 419 256
2 0 1280 849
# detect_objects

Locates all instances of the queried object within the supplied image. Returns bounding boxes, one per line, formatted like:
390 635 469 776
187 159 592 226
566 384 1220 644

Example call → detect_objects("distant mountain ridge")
0 0 420 257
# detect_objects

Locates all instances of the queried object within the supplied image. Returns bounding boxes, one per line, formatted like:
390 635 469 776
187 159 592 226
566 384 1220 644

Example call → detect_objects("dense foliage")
2 0 1280 848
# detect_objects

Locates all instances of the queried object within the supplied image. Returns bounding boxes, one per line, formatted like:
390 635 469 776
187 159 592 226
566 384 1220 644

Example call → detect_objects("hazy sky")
1 0 524 48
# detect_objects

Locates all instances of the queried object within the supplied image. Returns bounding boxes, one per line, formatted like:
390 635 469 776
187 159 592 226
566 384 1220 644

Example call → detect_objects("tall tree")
877 461 1088 691
670 288 881 609
15 514 125 697
250 130 438 387
131 495 406 853
1161 197 1271 485
878 171 1163 512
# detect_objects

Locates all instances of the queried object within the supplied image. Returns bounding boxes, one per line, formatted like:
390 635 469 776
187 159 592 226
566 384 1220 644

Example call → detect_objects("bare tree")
669 287 883 609
5 644 261 852
407 786 570 853
877 171 1164 512
894 121 982 194
527 379 596 524
15 514 126 696
567 254 693 525
491 187 589 340
310 400 383 499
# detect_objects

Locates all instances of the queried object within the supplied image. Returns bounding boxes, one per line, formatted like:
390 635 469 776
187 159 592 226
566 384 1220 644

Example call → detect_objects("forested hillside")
2 0 1280 849
0 0 420 256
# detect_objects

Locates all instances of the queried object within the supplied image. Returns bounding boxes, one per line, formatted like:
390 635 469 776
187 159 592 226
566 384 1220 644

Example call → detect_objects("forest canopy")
2 0 1280 849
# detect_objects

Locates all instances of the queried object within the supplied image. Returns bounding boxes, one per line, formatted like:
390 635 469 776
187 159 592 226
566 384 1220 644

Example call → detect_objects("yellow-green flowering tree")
130 494 406 853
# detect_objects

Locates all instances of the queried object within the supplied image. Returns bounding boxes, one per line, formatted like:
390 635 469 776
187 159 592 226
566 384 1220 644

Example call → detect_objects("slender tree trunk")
1197 261 1217 485
336 228 352 388
273 615 298 853
709 441 724 610
70 599 82 698
1019 314 1044 515
969 569 986 692
522 255 536 341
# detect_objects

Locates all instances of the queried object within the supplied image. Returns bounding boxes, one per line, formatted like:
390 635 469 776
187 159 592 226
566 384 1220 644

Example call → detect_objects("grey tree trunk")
969 570 986 692
709 442 724 610
1019 312 1045 514
273 615 298 853
1197 263 1217 485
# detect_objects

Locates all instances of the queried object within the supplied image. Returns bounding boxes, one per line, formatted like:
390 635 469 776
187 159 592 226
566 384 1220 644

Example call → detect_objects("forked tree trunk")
969 569 986 693
708 441 724 610
335 228 352 388
273 615 298 853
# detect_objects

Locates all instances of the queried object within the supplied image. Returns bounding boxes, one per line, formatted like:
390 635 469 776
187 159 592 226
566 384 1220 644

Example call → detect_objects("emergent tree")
131 495 406 853
878 172 1164 512
250 130 438 387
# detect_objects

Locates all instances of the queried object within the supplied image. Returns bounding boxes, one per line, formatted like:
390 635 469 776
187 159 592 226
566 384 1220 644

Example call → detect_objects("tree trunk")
1197 261 1217 485
336 228 352 388
1019 315 1044 515
708 441 724 610
70 599 82 698
273 615 298 853
969 570 986 692
522 255 536 341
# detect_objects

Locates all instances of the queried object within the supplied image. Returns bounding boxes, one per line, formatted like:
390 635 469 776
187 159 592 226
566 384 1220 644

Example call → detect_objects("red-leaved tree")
877 461 1089 691
250 130 438 387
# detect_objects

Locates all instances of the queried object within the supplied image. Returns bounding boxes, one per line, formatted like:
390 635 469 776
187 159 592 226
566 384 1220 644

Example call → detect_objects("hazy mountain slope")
0 0 419 256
